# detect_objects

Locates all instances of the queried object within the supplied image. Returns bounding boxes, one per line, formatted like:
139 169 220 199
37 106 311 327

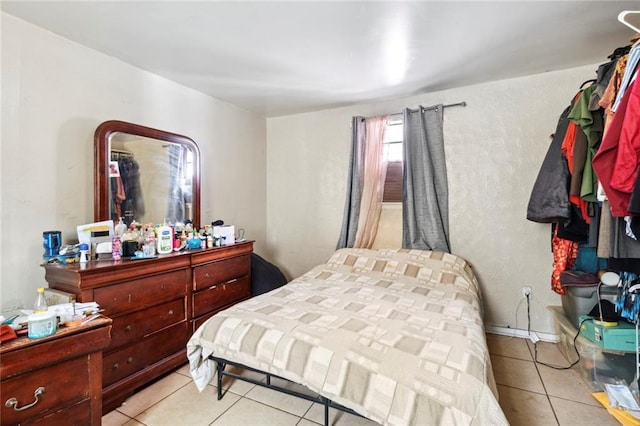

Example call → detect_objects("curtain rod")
359 101 467 123
404 101 467 114
385 101 466 119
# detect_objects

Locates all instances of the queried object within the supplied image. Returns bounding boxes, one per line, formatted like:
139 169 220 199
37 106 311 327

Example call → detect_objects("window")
382 115 403 202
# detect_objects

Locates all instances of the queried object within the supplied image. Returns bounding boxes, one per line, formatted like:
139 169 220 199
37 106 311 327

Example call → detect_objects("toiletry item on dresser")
115 217 127 237
28 311 57 339
157 223 173 254
79 243 90 263
112 237 122 260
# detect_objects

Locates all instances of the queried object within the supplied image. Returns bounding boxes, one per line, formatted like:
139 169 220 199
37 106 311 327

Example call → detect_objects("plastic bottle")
156 222 173 254
79 243 90 263
33 287 48 313
112 236 122 260
115 217 127 237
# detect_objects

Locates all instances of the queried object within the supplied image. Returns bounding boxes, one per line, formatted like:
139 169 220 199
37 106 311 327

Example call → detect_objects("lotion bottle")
156 221 173 254
115 217 127 237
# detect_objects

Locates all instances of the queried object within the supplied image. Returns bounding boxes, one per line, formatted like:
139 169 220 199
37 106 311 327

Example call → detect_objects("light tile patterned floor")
102 334 622 425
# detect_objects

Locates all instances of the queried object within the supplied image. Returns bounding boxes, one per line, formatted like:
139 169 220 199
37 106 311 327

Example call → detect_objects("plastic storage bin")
561 284 617 328
550 306 636 391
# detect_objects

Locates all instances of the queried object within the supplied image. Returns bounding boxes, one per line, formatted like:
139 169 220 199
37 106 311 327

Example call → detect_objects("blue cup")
43 231 61 257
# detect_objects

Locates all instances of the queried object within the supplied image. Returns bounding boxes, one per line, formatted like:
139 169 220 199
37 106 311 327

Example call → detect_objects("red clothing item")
611 79 640 193
551 225 579 295
593 79 640 217
561 121 577 170
561 109 590 223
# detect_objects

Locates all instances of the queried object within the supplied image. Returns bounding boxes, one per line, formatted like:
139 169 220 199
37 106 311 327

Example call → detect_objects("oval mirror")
94 120 201 227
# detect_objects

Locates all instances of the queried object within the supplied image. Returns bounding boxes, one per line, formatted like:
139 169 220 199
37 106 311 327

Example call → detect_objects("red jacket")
593 79 640 216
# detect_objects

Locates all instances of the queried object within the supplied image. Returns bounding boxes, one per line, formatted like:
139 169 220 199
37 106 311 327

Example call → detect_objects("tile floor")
102 334 622 426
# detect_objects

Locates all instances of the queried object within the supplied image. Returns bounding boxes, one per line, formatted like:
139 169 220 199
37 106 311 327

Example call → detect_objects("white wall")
1 13 267 313
1 11 601 336
267 64 599 335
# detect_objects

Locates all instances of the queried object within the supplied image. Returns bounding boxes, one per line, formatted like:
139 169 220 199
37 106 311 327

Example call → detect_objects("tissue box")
213 225 235 245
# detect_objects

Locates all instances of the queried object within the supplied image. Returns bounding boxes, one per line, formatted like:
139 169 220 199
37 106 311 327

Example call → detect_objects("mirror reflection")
94 120 201 228
109 133 195 225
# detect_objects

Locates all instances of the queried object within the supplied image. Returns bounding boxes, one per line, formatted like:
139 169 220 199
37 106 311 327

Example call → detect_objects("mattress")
187 248 508 425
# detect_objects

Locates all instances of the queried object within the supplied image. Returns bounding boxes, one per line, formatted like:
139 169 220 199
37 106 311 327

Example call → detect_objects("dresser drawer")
194 255 250 291
109 298 186 349
193 275 250 317
103 321 190 387
21 399 91 425
1 356 89 425
95 269 188 316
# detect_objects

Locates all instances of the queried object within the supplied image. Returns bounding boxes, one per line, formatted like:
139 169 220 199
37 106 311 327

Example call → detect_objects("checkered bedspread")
187 248 507 425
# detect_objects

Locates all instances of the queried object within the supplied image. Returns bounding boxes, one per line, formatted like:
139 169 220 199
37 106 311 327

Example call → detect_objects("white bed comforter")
187 248 508 425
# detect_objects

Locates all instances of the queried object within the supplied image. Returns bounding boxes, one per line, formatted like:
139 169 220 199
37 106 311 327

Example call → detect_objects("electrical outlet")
521 286 532 298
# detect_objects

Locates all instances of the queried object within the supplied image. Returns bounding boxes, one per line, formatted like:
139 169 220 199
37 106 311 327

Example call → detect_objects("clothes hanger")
579 79 597 89
618 11 640 33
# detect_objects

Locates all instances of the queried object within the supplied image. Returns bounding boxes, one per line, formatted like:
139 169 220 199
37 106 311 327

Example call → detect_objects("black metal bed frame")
210 355 365 426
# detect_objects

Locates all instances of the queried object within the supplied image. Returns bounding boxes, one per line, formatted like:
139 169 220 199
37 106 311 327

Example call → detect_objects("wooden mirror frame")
94 120 201 227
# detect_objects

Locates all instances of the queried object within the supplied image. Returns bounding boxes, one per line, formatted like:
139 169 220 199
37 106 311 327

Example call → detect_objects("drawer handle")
5 387 45 411
127 357 134 364
204 272 210 278
168 309 174 316
112 363 119 370
124 325 132 333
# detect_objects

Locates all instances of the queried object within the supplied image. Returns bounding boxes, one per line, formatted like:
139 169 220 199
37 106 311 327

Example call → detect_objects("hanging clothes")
110 176 126 221
588 48 624 111
551 224 579 295
561 108 590 223
526 105 572 223
611 41 640 112
592 79 639 217
600 53 629 132
118 158 145 225
528 43 638 295
568 83 604 205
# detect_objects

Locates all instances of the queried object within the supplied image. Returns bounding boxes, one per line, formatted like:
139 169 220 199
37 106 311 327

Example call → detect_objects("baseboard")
485 324 558 343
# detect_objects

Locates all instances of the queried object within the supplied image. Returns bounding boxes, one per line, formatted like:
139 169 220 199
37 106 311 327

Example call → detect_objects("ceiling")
2 1 639 117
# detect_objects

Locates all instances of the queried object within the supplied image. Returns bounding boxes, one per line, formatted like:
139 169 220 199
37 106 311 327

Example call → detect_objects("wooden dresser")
0 317 112 425
42 241 253 413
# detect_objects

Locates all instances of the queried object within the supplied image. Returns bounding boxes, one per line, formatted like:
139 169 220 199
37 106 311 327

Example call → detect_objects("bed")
187 248 508 425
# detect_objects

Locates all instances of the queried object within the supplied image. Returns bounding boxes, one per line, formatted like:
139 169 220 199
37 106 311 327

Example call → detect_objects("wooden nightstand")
0 317 112 425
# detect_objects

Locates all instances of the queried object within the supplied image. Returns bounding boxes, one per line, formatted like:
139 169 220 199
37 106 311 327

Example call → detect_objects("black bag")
251 253 288 297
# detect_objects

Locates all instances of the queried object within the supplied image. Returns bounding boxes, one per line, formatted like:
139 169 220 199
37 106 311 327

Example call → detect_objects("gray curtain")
402 105 450 252
336 117 366 249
